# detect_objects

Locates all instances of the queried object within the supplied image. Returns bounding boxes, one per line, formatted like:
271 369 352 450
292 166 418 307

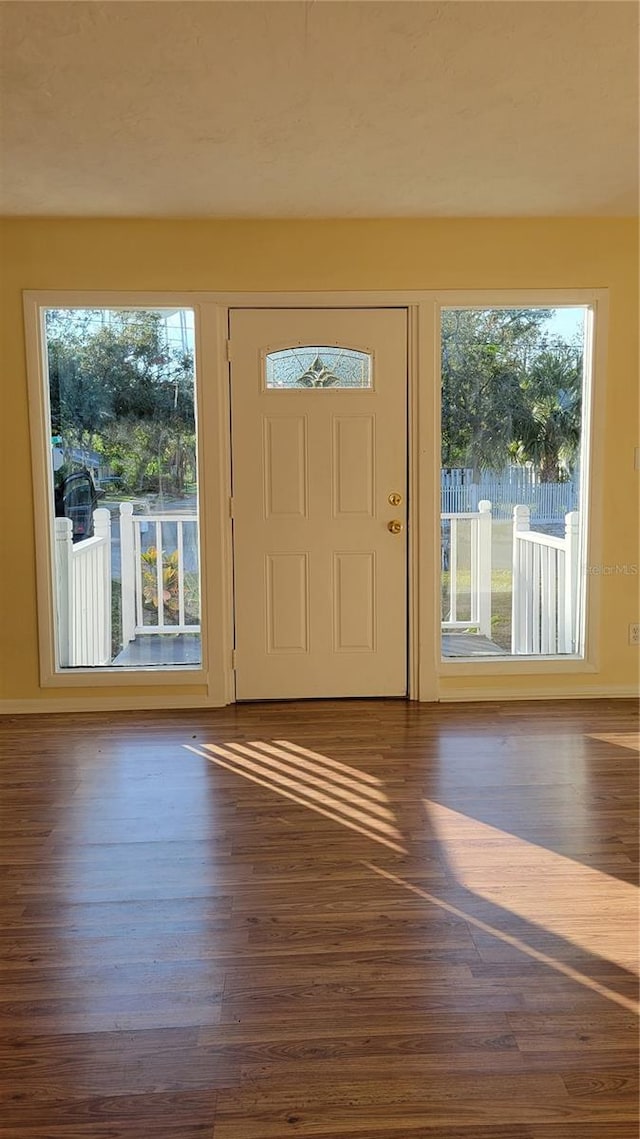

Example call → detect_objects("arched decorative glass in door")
264 346 373 389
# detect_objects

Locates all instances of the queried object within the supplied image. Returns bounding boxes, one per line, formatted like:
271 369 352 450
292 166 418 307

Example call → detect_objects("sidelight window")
440 306 591 661
42 307 202 671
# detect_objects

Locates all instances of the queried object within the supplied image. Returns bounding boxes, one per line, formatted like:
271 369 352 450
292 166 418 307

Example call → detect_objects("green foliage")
510 347 582 481
46 309 197 497
111 578 123 659
441 308 583 481
47 306 583 497
140 547 200 625
141 546 180 618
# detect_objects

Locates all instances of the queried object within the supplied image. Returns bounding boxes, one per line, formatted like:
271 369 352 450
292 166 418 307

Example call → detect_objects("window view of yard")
441 307 587 659
46 308 201 669
44 302 588 671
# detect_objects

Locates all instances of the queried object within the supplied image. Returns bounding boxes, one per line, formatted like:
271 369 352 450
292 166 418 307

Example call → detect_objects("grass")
183 572 200 625
442 568 513 652
111 579 123 659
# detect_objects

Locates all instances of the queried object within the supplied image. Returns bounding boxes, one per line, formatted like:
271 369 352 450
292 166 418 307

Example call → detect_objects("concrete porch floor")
113 633 201 667
112 632 502 667
442 632 505 657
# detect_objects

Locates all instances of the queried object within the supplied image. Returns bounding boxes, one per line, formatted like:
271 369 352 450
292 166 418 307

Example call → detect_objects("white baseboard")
438 684 639 702
1 686 637 716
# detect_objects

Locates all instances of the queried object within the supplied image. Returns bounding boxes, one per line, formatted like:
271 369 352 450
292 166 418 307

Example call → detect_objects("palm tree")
511 349 582 481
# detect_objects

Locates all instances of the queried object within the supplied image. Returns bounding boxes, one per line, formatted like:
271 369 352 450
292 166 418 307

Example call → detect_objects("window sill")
438 655 596 677
40 666 208 688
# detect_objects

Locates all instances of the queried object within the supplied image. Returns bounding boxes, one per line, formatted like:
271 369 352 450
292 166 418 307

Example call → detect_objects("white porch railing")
511 505 580 654
55 508 111 666
120 502 200 644
441 500 492 637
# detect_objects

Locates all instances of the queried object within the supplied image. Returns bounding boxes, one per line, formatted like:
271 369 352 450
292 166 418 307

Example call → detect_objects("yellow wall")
1 218 638 708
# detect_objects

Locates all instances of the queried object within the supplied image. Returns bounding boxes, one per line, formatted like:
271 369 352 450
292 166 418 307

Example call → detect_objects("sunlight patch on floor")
588 731 640 753
423 798 639 973
363 860 639 1014
183 740 407 853
181 735 637 1013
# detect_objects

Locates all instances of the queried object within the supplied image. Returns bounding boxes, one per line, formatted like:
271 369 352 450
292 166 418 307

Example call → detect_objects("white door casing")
230 308 408 699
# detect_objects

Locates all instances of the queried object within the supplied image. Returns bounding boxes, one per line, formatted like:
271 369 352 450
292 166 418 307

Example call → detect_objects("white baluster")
94 508 111 664
564 511 580 653
511 505 530 654
477 500 492 638
156 520 164 631
470 516 479 624
450 517 458 623
134 520 144 632
177 520 185 629
55 517 73 668
119 503 136 644
528 543 537 654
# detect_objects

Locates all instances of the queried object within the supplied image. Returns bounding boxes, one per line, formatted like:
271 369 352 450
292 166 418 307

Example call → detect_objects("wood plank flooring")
0 698 637 1138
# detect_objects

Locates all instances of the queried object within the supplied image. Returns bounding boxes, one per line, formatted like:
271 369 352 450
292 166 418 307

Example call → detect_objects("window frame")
24 287 607 705
24 292 233 698
431 289 607 681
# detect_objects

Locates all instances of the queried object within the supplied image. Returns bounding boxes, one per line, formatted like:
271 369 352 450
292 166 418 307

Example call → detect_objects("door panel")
333 552 376 651
263 416 308 517
230 308 407 699
265 553 310 653
332 415 375 517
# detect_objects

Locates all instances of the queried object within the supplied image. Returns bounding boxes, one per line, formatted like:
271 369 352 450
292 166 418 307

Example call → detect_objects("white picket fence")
119 502 200 645
441 501 492 637
511 505 580 654
55 508 111 667
441 468 578 522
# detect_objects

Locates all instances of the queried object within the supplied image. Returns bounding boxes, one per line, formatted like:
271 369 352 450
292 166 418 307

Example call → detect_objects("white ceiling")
1 1 638 218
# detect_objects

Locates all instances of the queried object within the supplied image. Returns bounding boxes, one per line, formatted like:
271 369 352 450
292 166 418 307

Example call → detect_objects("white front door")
230 308 407 699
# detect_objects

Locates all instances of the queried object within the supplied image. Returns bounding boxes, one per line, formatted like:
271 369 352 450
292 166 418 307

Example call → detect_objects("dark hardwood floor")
0 698 638 1138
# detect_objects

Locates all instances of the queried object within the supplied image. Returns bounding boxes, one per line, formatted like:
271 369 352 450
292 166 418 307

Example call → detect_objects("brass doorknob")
387 519 403 534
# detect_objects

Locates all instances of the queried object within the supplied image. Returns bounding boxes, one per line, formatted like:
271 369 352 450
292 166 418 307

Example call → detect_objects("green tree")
509 347 582 481
441 308 583 482
441 308 549 478
46 309 197 497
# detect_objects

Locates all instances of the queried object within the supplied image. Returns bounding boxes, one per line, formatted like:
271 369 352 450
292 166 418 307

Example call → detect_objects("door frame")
227 306 413 701
222 295 436 704
25 287 606 709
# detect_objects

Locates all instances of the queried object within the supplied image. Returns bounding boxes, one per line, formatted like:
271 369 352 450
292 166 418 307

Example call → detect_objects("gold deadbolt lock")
387 519 403 534
388 492 402 506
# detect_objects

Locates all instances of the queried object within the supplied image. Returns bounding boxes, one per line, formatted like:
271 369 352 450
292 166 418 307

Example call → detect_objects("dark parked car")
54 468 104 543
